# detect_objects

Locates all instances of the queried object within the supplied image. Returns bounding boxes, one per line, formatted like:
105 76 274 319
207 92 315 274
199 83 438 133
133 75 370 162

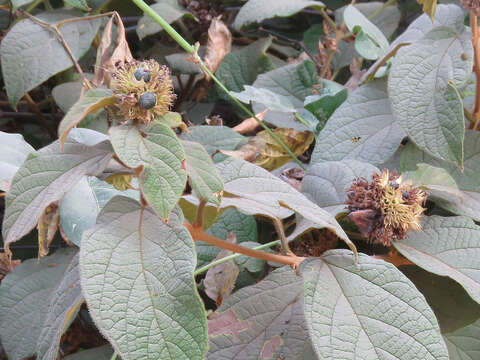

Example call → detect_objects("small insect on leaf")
350 136 361 143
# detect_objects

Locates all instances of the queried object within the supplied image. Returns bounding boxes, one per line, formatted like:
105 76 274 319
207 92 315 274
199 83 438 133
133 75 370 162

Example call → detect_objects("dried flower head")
111 59 175 124
461 0 480 15
346 170 426 246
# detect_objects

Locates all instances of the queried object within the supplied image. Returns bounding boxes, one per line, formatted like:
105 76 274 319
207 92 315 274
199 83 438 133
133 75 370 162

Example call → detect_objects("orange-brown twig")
185 222 304 269
470 13 480 130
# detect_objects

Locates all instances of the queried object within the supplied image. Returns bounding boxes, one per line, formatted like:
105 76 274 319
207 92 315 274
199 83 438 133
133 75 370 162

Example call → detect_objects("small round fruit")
139 92 156 109
134 68 151 83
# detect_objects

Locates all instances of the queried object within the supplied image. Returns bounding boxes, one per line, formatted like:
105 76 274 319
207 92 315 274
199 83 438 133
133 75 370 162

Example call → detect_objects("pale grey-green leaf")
433 190 480 221
0 132 34 191
444 318 480 360
312 79 405 165
303 160 379 215
400 131 480 192
388 27 473 166
80 196 207 360
36 253 83 360
2 132 113 247
0 248 78 360
60 176 139 246
232 85 296 113
233 0 324 30
394 215 480 305
301 251 449 360
182 140 223 205
0 10 101 108
64 0 90 11
251 61 319 131
207 266 309 359
137 0 192 40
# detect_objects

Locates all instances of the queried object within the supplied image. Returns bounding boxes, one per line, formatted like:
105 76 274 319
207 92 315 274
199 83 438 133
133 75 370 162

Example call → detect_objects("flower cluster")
111 59 175 125
346 170 426 246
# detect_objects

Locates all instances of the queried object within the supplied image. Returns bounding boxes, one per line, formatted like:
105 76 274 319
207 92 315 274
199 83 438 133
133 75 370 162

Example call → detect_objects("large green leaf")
0 10 101 109
312 79 405 165
251 61 320 131
394 216 480 305
59 176 139 246
137 0 193 39
400 131 480 192
444 318 480 360
302 160 379 215
301 251 449 360
181 140 223 205
214 157 357 257
0 132 34 191
401 265 480 333
58 88 114 147
215 38 275 98
207 266 310 359
388 27 473 166
233 0 324 30
0 248 79 360
36 253 83 360
64 0 90 11
80 196 208 360
2 130 113 248
109 124 187 219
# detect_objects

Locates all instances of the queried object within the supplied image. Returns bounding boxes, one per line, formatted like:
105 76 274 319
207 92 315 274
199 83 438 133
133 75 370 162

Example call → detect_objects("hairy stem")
194 240 281 276
185 222 304 268
193 199 207 229
272 218 292 255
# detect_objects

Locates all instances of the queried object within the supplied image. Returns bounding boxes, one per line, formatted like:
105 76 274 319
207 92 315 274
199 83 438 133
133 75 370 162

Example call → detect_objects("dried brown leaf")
203 17 232 80
222 128 314 171
0 252 20 281
37 202 60 258
93 12 133 87
232 109 268 134
204 232 239 306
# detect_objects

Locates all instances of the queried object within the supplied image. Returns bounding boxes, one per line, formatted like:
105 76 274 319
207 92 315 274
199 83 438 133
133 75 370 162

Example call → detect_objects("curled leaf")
418 0 438 20
222 128 314 171
203 17 232 80
37 202 60 258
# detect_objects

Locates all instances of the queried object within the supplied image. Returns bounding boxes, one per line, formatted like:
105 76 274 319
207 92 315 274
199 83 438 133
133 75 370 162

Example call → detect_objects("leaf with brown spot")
222 128 314 171
203 17 232 80
204 232 239 306
93 13 133 87
208 309 250 340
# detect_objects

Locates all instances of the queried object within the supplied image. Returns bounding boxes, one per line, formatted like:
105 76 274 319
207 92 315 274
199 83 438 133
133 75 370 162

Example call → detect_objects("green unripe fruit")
138 92 156 109
134 68 151 83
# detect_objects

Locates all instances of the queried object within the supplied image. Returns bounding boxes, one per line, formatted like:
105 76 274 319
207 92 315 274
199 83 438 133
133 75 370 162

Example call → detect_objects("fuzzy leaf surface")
109 124 187 219
0 10 101 108
444 318 480 360
394 216 480 305
80 196 208 360
207 266 310 359
2 130 113 247
301 251 449 360
0 132 34 191
388 27 473 166
0 248 78 360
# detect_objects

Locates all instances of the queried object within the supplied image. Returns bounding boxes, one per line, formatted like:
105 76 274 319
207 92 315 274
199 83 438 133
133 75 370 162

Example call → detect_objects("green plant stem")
318 6 336 30
194 240 281 276
131 0 194 53
294 112 311 129
25 0 43 12
368 0 396 20
130 0 306 170
110 351 118 360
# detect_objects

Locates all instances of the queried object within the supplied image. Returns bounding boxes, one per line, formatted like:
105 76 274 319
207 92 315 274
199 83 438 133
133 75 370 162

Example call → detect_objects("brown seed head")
111 59 175 125
461 0 480 15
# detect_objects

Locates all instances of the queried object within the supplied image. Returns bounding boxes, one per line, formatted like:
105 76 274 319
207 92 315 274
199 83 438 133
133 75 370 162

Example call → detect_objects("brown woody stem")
470 13 480 130
185 222 304 268
192 199 207 229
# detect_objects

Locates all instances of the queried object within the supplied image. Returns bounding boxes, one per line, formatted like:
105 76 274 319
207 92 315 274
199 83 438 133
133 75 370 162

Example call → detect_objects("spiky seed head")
111 59 175 124
461 0 480 15
346 169 426 246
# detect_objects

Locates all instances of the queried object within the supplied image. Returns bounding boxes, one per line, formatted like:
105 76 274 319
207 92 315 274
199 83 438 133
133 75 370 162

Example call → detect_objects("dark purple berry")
138 92 156 109
402 190 410 200
390 181 399 189
134 68 151 83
